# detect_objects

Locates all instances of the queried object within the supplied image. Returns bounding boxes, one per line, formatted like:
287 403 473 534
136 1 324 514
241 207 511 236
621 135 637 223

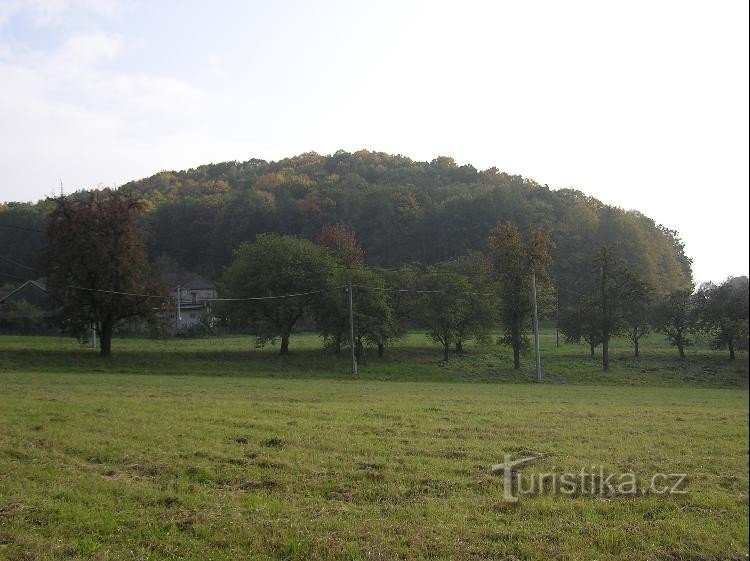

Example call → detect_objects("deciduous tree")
588 246 646 370
416 268 473 362
623 283 652 358
487 222 552 369
44 191 162 357
693 277 749 360
652 289 694 360
221 234 335 354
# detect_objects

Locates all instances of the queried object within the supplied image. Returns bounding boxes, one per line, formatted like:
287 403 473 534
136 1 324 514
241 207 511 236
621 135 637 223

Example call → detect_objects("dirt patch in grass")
261 437 285 448
0 502 25 518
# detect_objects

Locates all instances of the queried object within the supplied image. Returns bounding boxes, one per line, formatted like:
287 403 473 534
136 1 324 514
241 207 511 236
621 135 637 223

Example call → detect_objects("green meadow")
0 331 748 560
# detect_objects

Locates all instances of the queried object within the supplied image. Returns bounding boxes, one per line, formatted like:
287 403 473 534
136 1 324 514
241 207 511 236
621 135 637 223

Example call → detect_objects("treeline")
33 191 748 368
217 225 748 369
1 150 692 312
217 223 549 367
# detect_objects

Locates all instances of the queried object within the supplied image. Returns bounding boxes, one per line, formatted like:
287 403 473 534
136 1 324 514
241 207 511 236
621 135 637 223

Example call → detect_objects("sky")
0 0 747 284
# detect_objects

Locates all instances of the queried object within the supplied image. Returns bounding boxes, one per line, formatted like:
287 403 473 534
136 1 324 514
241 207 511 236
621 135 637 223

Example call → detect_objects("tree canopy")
2 150 693 299
219 234 336 354
43 191 163 356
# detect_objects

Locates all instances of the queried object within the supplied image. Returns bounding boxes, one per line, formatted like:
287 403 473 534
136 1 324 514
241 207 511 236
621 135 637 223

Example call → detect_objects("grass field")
0 331 748 560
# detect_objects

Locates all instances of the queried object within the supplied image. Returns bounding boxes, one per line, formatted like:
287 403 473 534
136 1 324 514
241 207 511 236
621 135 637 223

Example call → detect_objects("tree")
6 151 694 298
314 225 366 354
440 252 497 353
487 222 552 369
44 191 162 357
220 234 335 354
351 269 398 360
316 224 365 268
694 277 749 360
560 245 646 370
416 268 474 362
381 265 421 342
622 282 652 358
558 298 602 357
313 225 398 359
652 289 693 360
315 267 398 359
588 246 646 371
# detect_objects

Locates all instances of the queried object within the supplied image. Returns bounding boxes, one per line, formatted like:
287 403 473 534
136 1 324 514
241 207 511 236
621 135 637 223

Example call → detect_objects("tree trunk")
100 319 113 358
377 342 384 358
602 337 610 371
590 343 595 357
677 341 685 360
443 343 449 362
280 333 290 355
633 333 640 358
512 343 520 369
455 340 464 354
729 340 735 360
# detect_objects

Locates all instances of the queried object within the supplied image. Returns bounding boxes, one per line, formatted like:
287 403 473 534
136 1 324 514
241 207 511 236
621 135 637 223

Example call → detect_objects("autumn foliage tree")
44 191 162 357
315 224 365 268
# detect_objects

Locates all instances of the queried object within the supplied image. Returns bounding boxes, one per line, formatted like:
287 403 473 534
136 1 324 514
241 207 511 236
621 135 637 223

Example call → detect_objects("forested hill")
1 150 692 300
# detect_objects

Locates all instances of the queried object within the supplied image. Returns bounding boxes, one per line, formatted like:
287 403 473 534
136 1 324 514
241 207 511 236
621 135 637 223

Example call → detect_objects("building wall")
177 287 217 304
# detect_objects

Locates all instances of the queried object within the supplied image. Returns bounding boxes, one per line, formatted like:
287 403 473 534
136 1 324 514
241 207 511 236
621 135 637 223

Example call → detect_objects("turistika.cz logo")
496 456 688 503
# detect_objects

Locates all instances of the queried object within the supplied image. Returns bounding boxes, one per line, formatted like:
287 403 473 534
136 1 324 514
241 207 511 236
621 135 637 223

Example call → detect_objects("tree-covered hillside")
0 150 692 305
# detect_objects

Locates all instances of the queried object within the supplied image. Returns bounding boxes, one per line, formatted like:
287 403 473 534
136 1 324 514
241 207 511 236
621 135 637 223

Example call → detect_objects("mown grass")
0 331 748 560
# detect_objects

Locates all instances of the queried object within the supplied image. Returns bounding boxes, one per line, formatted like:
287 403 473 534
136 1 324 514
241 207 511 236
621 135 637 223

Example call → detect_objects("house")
0 279 49 308
162 271 218 330
0 279 52 333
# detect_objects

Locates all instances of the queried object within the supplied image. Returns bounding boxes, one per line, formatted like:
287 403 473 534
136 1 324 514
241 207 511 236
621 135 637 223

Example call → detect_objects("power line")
0 271 31 281
0 276 496 301
0 255 38 272
352 284 495 297
66 285 170 299
205 286 345 302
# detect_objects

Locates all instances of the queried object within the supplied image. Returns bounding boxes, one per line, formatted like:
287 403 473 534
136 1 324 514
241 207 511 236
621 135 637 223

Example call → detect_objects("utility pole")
90 323 96 349
176 285 182 331
531 269 542 382
347 281 357 376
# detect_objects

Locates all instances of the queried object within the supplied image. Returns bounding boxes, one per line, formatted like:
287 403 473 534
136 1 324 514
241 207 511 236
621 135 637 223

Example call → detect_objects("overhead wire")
0 255 38 272
204 286 346 302
0 271 31 281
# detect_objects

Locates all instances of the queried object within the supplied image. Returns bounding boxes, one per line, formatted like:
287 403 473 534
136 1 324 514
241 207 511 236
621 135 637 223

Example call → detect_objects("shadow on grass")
0 335 747 387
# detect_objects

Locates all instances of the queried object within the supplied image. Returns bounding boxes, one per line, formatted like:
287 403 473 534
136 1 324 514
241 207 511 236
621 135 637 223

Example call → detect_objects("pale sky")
0 0 747 284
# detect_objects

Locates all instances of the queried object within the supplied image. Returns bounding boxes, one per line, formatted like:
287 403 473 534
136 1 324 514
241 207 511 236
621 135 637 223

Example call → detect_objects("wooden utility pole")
347 281 357 375
531 269 542 382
